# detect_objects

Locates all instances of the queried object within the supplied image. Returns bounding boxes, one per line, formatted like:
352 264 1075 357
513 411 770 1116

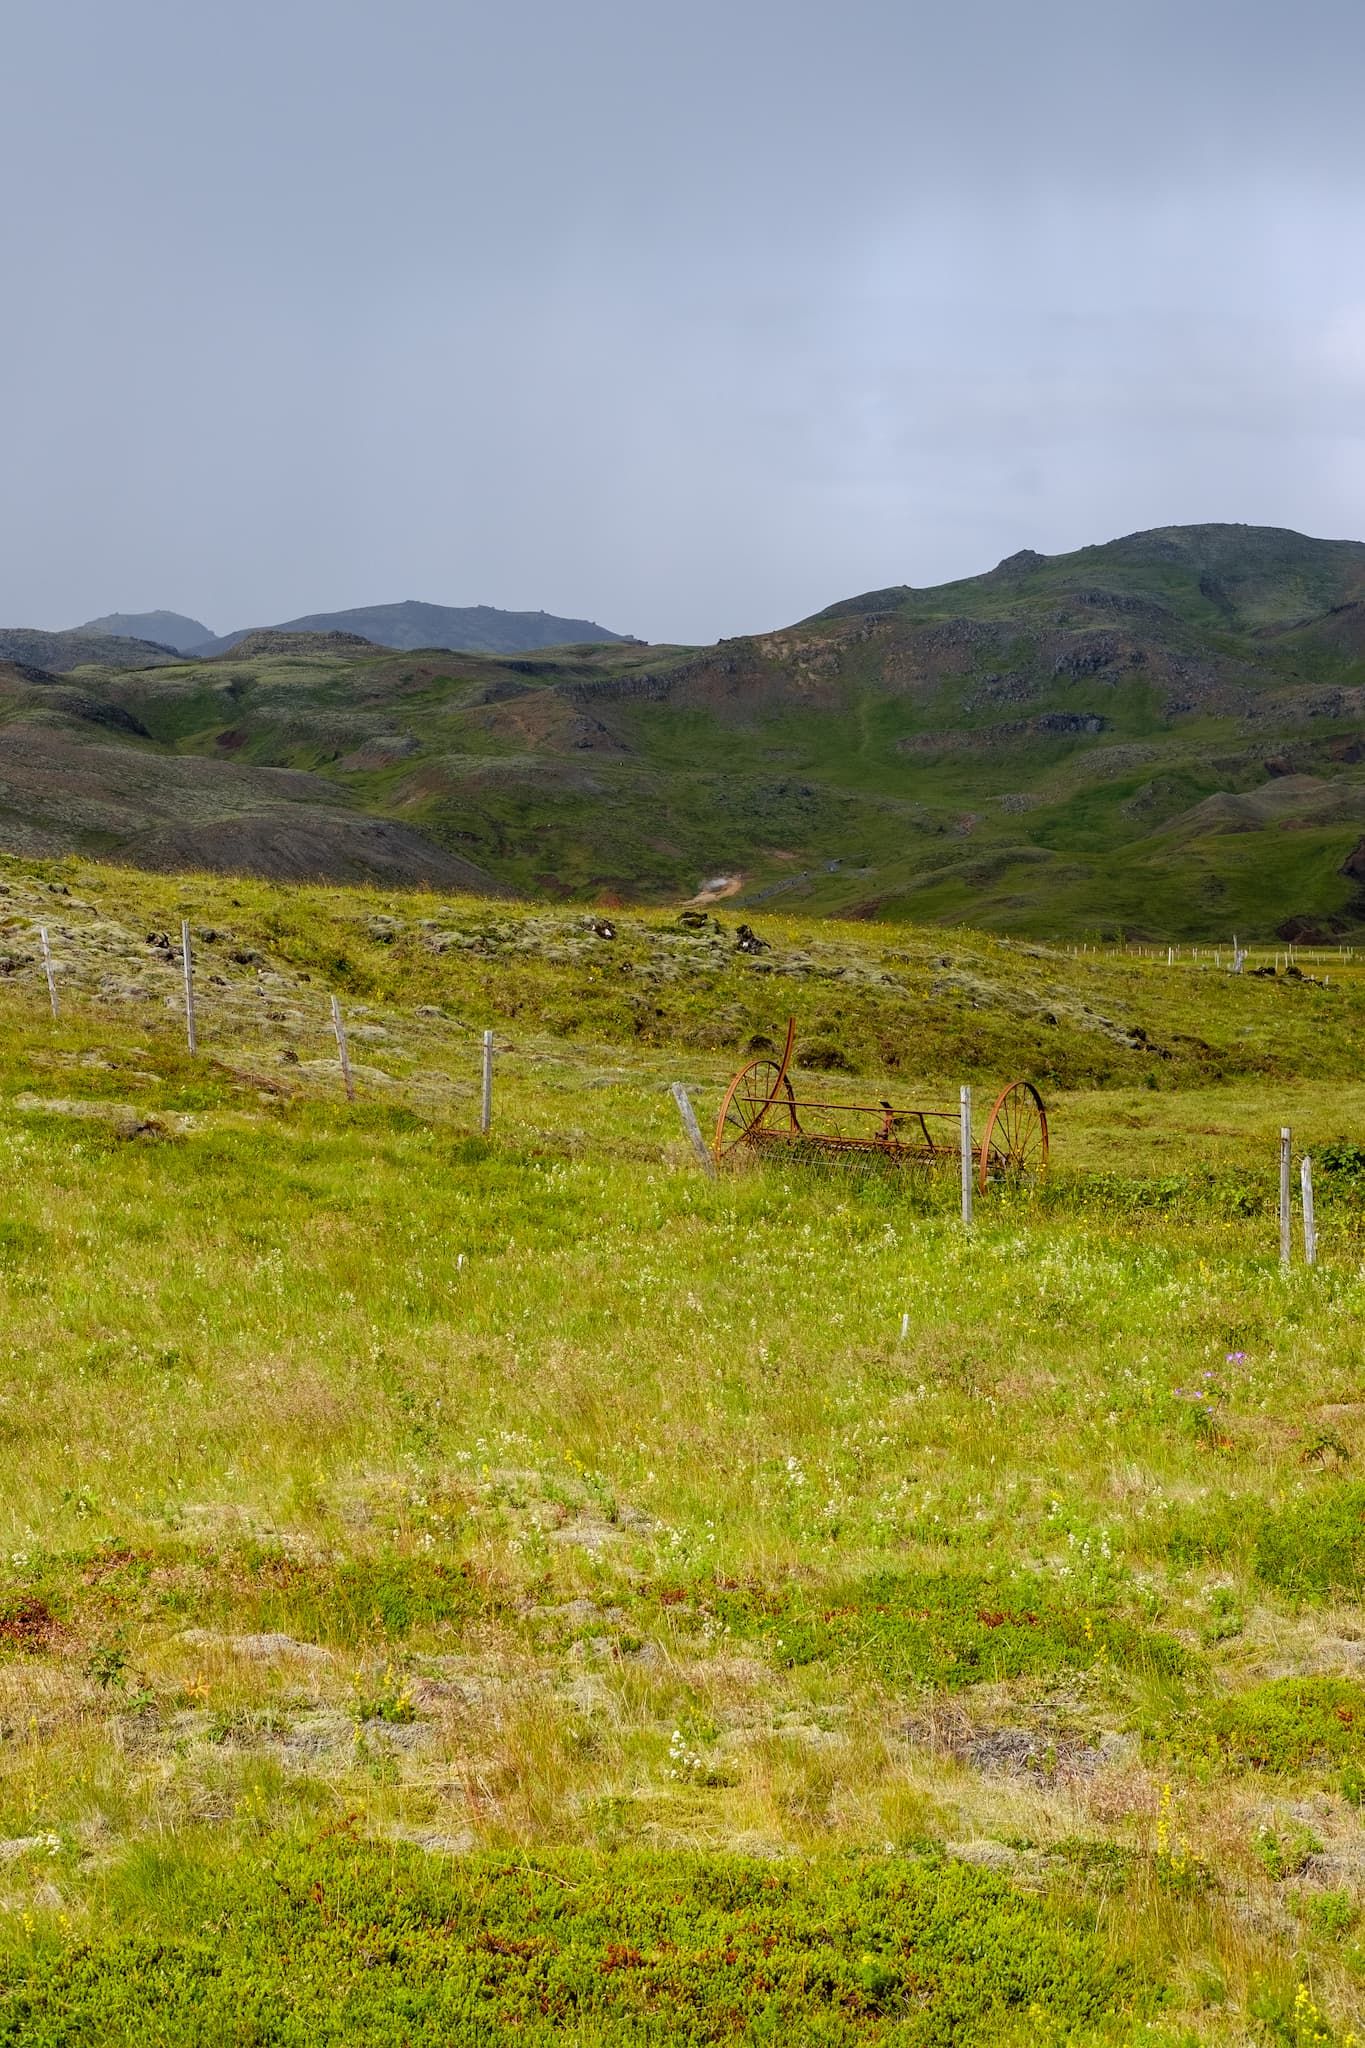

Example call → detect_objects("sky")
4 0 1364 645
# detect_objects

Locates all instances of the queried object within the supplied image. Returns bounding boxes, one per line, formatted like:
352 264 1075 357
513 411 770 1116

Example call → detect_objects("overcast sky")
4 0 1364 643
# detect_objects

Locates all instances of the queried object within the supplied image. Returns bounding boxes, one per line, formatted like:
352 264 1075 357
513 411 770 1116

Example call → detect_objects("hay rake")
713 1018 1048 1192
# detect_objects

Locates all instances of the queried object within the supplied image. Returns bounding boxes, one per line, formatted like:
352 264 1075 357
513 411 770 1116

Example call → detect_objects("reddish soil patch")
0 1598 63 1650
80 1546 153 1583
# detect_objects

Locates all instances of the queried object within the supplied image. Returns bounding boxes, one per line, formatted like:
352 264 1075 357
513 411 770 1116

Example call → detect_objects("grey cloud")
2 0 1363 642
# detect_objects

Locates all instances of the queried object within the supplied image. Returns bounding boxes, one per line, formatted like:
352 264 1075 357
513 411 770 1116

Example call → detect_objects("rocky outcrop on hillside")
0 628 183 673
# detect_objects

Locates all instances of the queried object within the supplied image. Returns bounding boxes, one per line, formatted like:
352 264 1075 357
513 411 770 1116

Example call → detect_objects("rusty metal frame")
712 1017 1049 1192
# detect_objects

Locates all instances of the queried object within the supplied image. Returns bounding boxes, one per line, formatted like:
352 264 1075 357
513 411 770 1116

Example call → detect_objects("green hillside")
0 855 1362 2038
9 523 1365 937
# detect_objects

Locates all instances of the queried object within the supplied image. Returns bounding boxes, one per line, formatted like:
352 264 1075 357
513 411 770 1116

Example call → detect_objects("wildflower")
666 1727 706 1781
1155 1783 1173 1858
1293 1982 1332 2047
1154 1784 1187 1875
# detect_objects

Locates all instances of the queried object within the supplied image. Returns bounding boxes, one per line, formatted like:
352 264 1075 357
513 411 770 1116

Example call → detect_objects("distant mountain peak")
69 600 628 662
81 610 213 655
196 599 629 659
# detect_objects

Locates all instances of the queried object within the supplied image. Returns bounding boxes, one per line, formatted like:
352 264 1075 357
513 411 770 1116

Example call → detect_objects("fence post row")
38 926 58 1020
671 1081 717 1177
181 920 197 1056
1301 1154 1317 1268
331 995 355 1103
23 915 1357 1232
480 1029 494 1137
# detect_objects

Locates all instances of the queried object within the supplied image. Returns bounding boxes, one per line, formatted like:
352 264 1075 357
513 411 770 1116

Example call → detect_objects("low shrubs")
1186 1677 1365 1774
1254 1484 1365 1602
0 1837 1151 2046
699 1568 1185 1690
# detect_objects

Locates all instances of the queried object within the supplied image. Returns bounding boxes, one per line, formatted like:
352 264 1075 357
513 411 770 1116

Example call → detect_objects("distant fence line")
1068 938 1357 980
11 919 1345 1271
19 917 519 1119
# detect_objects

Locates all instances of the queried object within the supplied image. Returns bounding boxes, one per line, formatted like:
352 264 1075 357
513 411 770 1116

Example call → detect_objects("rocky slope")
0 627 185 672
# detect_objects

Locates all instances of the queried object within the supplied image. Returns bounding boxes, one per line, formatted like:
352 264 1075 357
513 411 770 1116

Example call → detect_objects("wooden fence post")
331 995 355 1103
480 1029 494 1137
1301 1155 1317 1268
38 926 57 1021
181 920 197 1055
1280 1128 1292 1270
670 1082 717 1177
960 1085 973 1229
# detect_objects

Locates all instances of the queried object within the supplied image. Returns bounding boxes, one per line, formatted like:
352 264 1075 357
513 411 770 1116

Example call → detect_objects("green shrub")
1192 1678 1365 1773
700 1568 1185 1691
1252 1821 1321 1879
1163 1496 1259 1570
0 1838 1152 2046
1294 1888 1357 1938
1315 1138 1365 1193
1254 1484 1365 1601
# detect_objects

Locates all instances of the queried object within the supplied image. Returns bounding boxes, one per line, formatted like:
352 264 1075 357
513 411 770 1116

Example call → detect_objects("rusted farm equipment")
713 1018 1048 1193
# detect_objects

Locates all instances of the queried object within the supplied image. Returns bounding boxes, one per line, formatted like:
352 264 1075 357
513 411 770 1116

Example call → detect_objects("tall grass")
0 858 1360 2039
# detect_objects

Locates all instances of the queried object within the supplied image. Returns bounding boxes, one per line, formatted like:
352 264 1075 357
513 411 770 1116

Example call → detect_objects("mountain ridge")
808 523 1365 628
190 599 630 658
13 596 632 678
8 522 1365 937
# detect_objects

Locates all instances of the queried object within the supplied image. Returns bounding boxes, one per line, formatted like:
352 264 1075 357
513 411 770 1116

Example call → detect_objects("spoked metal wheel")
713 1056 799 1164
978 1080 1049 1192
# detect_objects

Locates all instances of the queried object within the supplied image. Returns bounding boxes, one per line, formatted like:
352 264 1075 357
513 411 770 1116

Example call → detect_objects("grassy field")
0 857 1364 2039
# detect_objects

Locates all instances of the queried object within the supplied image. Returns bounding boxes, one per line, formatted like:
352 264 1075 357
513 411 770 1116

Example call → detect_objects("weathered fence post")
1301 1155 1318 1268
960 1084 973 1229
670 1081 717 1177
1280 1128 1292 1270
181 920 197 1055
38 926 57 1020
480 1028 494 1137
331 995 355 1103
